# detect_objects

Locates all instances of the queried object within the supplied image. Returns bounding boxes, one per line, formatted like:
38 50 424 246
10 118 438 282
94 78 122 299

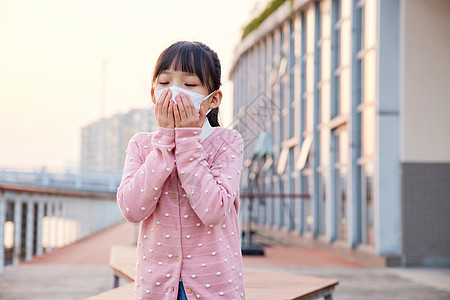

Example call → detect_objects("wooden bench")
86 246 338 300
109 246 136 288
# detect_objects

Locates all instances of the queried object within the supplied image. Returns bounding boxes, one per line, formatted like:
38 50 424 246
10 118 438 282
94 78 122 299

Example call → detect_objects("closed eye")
185 84 197 87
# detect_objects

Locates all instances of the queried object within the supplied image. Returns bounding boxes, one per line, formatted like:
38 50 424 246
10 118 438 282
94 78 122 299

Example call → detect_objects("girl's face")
151 68 221 115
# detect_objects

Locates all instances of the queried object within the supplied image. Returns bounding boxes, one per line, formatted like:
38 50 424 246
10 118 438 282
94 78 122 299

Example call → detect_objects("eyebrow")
160 70 197 77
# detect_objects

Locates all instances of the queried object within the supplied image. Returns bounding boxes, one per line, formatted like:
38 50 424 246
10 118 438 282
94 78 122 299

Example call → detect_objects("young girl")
117 41 245 300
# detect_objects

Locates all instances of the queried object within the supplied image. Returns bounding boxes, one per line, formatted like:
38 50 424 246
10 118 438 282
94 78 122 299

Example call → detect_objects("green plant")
241 0 288 40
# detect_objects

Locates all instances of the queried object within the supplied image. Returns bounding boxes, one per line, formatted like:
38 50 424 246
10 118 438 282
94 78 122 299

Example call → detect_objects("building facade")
81 108 156 174
230 0 450 266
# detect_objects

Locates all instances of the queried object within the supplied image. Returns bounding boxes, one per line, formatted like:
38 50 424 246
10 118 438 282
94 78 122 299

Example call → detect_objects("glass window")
273 28 281 164
266 35 273 132
288 20 295 141
305 4 315 133
293 167 302 233
362 163 374 246
303 157 313 233
335 128 349 241
318 173 327 236
337 174 347 241
294 13 302 141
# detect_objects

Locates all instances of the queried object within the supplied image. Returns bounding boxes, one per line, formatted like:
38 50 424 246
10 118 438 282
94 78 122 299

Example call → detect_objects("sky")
0 0 262 171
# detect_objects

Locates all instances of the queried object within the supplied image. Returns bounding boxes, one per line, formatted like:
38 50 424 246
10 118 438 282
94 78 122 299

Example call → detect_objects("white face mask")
154 86 216 114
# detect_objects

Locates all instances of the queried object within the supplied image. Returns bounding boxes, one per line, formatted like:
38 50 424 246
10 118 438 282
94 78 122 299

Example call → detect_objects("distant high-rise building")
81 108 156 173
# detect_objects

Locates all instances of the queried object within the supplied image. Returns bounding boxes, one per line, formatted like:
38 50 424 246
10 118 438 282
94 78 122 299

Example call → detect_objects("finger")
180 92 195 120
182 92 196 119
160 90 170 122
187 95 197 119
176 93 188 120
173 100 180 126
155 93 160 119
199 105 207 126
157 88 168 104
164 90 172 118
156 89 167 120
168 99 174 126
162 90 171 114
157 89 168 117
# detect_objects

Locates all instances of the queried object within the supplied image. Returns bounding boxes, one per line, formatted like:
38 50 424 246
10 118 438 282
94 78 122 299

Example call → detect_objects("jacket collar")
200 117 215 142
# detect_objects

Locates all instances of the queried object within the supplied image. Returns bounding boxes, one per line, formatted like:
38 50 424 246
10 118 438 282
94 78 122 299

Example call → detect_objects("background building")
230 0 450 266
81 108 156 174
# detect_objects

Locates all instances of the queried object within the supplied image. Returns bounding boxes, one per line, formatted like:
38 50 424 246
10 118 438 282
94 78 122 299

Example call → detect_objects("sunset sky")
0 0 260 171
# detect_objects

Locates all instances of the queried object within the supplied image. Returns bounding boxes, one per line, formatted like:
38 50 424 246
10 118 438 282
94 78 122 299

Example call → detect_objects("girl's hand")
173 92 207 128
154 89 175 129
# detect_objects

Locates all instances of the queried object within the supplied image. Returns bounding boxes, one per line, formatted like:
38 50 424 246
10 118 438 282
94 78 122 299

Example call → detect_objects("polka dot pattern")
116 127 245 299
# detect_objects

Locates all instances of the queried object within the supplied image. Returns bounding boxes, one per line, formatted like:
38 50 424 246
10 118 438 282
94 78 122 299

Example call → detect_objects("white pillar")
50 197 57 250
0 191 6 274
81 198 87 238
45 195 52 254
54 197 60 250
69 198 76 243
77 198 83 240
88 199 94 234
25 194 34 262
98 200 104 231
60 196 67 247
13 193 22 266
36 195 44 257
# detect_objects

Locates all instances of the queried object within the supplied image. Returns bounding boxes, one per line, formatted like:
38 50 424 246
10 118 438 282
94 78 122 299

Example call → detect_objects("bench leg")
113 274 120 288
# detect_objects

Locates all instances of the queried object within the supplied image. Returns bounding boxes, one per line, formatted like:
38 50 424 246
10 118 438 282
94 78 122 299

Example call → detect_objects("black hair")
152 41 222 127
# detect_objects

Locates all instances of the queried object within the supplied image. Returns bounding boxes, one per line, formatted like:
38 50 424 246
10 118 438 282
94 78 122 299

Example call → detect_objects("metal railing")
0 169 121 194
0 184 124 275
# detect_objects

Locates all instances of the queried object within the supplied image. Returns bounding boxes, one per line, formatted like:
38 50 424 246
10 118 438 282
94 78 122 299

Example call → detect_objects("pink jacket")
117 126 245 300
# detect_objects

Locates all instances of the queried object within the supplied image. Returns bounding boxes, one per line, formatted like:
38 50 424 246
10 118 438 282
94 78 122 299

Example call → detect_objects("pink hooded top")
116 122 245 300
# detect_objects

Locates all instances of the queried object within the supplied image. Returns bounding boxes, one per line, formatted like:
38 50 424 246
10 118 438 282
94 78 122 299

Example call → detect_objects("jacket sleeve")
116 128 175 223
174 127 244 226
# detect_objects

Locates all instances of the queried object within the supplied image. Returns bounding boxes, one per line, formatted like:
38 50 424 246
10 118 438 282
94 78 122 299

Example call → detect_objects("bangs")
152 42 215 91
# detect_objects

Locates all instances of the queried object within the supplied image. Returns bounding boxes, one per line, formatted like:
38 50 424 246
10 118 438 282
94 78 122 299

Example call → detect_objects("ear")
150 87 156 104
208 90 222 109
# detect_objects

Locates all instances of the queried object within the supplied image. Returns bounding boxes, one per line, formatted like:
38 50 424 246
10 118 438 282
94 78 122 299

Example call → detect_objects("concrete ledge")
254 225 397 267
